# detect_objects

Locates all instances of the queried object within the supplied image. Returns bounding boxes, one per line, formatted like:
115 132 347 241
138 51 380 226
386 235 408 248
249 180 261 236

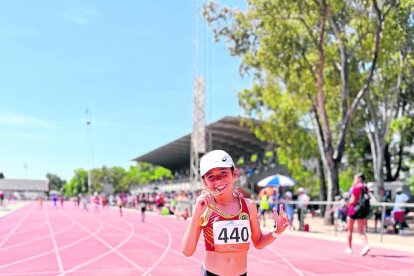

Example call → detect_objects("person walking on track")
346 173 371 256
139 194 147 222
182 150 290 276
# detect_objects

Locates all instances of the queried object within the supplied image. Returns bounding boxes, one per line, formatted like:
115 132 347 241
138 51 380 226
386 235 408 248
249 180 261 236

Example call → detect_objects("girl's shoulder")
243 197 258 212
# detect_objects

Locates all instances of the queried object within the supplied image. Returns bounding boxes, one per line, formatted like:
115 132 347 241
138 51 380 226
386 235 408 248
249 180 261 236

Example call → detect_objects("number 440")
218 227 249 243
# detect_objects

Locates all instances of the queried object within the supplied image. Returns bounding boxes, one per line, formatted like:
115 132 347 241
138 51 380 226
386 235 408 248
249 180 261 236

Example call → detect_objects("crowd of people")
36 177 411 240
40 190 197 222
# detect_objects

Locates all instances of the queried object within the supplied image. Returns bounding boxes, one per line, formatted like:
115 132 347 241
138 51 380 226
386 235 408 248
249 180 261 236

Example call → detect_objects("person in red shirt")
346 173 370 256
182 150 290 275
0 190 4 207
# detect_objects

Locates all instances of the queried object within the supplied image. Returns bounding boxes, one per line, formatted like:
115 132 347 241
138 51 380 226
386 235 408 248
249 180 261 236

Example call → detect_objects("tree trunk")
317 156 327 216
323 159 339 225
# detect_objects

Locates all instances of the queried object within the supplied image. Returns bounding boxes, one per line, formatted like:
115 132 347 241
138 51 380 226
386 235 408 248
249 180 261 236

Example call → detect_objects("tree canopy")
63 162 173 197
204 0 409 210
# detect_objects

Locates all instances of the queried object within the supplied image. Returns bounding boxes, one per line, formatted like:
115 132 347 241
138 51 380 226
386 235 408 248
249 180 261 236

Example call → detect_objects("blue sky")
0 1 249 180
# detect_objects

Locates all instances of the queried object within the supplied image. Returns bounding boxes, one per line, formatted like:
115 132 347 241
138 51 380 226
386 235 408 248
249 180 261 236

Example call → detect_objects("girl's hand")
194 190 216 215
274 204 290 235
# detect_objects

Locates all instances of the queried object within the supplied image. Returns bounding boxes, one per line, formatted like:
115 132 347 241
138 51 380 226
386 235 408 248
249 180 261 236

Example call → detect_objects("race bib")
213 220 251 245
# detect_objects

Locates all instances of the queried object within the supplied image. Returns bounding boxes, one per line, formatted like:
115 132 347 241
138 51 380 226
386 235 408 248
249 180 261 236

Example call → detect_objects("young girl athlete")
182 150 290 276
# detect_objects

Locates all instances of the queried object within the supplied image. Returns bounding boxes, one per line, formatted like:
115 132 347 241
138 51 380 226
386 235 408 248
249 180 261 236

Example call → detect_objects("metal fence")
276 200 414 242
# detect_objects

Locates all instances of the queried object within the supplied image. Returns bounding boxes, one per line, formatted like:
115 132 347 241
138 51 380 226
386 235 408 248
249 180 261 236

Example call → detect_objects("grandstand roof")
133 116 271 172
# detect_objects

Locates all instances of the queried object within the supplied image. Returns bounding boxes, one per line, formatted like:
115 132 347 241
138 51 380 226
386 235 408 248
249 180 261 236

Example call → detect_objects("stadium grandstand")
132 116 289 195
0 178 48 200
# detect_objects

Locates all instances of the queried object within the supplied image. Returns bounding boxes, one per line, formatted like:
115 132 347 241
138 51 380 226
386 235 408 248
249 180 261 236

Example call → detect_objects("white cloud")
58 7 99 25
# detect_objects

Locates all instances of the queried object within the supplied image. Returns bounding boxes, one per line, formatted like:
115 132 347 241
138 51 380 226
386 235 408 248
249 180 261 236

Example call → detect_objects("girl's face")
353 175 362 185
203 167 237 195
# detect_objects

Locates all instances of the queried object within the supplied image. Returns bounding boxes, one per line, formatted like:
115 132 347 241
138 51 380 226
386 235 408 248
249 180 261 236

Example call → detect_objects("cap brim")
201 163 233 177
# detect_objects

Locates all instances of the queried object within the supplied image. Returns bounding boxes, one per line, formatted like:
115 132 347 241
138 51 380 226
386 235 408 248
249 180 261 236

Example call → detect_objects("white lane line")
142 225 173 276
297 251 400 275
45 207 64 273
76 209 155 272
0 222 47 240
266 246 305 276
266 241 400 276
59 213 144 275
247 254 310 274
0 221 104 270
274 237 405 276
0 221 75 252
0 207 33 248
102 212 203 265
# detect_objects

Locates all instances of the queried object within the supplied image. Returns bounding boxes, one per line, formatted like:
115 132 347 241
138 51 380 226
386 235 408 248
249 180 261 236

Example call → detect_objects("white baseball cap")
200 150 235 177
285 191 292 198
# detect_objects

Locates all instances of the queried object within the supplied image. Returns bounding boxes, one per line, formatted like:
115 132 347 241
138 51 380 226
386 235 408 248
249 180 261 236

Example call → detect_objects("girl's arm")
182 211 203 256
248 200 288 250
182 191 214 256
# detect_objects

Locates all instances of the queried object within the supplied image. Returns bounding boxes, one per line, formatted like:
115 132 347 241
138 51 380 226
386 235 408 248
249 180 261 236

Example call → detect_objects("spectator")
296 187 309 231
101 193 107 209
392 187 409 234
156 193 165 214
81 194 89 211
139 194 148 222
283 191 294 230
38 196 43 208
269 188 280 213
340 196 349 231
93 192 100 213
116 195 123 217
52 193 58 208
373 187 390 233
182 207 189 220
330 195 342 229
259 191 270 227
76 194 81 207
0 190 4 207
60 195 64 208
175 191 188 219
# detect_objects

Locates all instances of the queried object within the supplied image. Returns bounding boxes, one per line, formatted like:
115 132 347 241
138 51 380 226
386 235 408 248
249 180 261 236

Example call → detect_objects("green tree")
91 166 113 193
46 173 66 193
63 163 174 196
204 1 394 221
110 166 127 193
361 2 414 187
151 165 174 182
63 168 88 197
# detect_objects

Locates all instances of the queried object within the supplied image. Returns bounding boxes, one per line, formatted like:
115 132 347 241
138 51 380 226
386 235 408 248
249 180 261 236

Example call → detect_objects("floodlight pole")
190 0 207 194
85 108 94 193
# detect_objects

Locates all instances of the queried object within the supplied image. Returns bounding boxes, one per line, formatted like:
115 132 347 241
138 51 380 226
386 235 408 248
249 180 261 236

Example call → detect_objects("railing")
276 200 414 242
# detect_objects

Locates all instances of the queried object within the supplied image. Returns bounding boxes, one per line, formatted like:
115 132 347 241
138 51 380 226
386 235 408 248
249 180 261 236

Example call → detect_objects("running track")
0 202 413 276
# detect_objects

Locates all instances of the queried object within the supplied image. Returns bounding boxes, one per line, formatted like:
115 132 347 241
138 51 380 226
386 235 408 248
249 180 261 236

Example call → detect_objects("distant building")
0 178 49 200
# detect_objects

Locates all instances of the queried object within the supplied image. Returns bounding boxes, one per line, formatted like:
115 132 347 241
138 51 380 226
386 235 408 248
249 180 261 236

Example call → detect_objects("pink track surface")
1 202 413 276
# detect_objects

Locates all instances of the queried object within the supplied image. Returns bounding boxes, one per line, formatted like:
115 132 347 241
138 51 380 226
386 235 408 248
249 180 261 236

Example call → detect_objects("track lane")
1 202 414 276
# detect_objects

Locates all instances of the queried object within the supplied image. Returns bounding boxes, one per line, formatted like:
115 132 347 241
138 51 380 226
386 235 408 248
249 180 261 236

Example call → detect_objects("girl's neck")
216 192 238 206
